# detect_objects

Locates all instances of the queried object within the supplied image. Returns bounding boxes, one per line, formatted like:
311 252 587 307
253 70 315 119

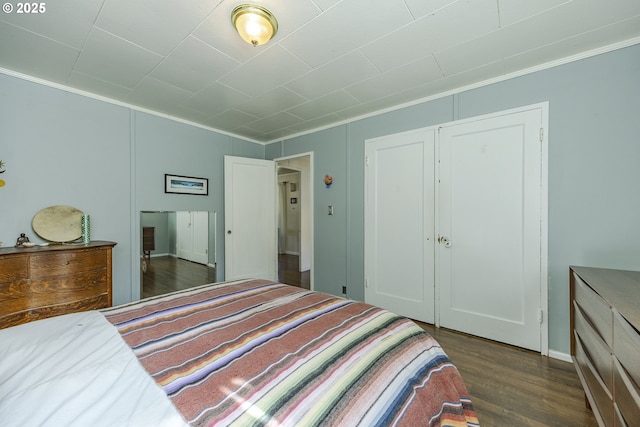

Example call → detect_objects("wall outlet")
342 285 346 294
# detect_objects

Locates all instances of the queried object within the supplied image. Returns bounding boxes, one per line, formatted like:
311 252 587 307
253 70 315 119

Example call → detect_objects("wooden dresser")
0 241 116 329
570 266 640 426
142 226 155 264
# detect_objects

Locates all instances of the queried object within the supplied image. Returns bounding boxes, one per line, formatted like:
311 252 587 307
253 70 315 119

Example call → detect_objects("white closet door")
365 129 435 323
191 211 209 265
176 211 209 265
438 108 543 351
176 211 193 261
224 156 277 281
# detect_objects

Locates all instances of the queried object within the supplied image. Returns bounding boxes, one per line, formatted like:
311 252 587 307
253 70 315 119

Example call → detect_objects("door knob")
227 230 232 234
438 236 452 247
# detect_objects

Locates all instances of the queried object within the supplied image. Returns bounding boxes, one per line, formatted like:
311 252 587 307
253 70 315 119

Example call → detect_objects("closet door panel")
438 108 543 351
365 129 436 324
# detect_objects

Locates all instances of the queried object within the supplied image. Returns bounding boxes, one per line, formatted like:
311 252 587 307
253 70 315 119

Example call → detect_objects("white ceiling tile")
150 36 239 93
126 77 194 114
280 0 413 67
0 0 103 49
284 52 380 100
563 0 640 28
333 94 408 120
287 113 343 132
288 90 360 120
243 112 303 133
346 55 442 103
310 0 342 12
232 125 269 140
261 128 300 141
0 22 79 83
235 88 307 118
497 0 572 26
219 45 312 97
416 61 506 95
74 27 163 88
404 0 466 19
171 105 213 124
503 16 640 73
67 71 132 100
361 0 498 73
435 0 640 77
95 0 221 55
180 82 250 115
258 0 323 39
205 109 259 130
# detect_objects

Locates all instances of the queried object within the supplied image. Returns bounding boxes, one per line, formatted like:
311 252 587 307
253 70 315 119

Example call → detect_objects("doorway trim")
275 152 314 291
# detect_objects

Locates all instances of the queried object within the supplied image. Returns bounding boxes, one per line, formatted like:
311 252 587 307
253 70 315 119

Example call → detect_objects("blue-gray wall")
266 43 640 355
1 43 639 355
1 76 134 304
0 75 263 304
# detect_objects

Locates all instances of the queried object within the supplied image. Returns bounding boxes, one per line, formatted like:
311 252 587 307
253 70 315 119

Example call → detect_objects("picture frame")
164 174 208 196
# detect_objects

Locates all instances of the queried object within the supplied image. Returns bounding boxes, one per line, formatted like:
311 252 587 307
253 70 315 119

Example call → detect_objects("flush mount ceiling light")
231 4 278 47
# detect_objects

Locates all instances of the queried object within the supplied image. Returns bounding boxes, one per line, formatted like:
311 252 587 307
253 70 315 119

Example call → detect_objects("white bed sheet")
0 311 188 427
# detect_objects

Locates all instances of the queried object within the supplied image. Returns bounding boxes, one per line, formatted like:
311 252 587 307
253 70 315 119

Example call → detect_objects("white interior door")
191 211 209 265
176 211 209 265
438 108 543 351
224 156 277 281
364 129 436 324
176 211 193 261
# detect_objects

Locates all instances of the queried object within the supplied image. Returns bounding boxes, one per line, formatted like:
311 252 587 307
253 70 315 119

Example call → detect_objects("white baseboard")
548 349 572 363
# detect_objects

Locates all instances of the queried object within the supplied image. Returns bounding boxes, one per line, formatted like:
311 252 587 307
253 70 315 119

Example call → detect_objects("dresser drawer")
575 300 614 391
614 310 640 388
574 332 614 426
1 271 107 312
574 272 613 347
0 256 28 283
613 358 640 425
0 293 109 328
30 249 107 278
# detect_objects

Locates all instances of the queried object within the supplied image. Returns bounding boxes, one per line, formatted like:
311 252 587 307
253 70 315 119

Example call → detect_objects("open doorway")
275 153 313 290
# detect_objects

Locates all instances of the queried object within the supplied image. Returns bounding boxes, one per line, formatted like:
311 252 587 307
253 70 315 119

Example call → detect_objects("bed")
0 279 479 427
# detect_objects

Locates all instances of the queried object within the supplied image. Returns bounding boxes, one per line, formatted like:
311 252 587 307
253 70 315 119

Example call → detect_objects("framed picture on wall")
165 174 208 195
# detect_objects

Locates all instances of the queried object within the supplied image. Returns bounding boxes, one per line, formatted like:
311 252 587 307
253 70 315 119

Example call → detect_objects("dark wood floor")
142 256 217 298
142 257 595 426
143 254 309 298
278 253 310 289
417 322 597 426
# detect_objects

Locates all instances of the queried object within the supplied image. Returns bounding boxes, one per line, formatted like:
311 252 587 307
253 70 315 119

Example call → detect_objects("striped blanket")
103 279 478 427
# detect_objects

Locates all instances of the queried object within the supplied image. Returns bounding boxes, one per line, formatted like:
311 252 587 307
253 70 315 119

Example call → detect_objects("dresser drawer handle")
65 261 70 265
